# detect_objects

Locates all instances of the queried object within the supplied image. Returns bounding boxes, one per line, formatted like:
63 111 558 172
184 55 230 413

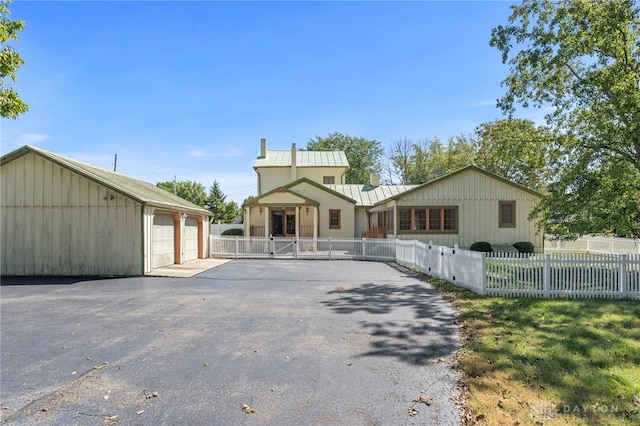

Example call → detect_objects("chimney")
259 138 266 158
290 143 297 181
370 173 380 187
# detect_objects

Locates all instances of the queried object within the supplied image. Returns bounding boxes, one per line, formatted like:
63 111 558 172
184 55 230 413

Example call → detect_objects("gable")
247 187 318 206
1 145 211 216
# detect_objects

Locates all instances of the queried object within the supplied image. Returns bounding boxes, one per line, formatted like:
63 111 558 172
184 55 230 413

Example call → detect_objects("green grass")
430 278 640 425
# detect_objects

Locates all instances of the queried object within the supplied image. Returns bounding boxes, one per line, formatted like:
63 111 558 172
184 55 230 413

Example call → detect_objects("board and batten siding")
393 169 543 251
1 153 143 276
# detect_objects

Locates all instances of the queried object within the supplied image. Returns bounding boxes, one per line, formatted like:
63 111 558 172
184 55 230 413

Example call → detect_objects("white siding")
1 153 143 276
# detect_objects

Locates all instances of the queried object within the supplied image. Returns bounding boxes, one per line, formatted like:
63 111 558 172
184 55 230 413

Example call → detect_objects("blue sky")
2 1 540 205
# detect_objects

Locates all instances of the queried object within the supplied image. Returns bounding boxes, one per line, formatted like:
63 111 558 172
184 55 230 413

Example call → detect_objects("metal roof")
1 145 212 216
254 150 349 168
326 184 419 207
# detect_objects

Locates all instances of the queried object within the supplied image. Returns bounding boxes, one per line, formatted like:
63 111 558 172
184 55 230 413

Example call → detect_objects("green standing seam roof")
253 150 350 168
1 145 211 216
326 184 419 207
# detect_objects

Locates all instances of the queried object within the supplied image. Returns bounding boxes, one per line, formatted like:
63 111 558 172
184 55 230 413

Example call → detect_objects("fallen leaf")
242 404 256 414
413 395 433 406
203 362 209 366
136 410 145 415
408 406 419 416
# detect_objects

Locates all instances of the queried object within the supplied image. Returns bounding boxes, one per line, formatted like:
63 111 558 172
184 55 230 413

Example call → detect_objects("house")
244 139 544 251
1 145 212 276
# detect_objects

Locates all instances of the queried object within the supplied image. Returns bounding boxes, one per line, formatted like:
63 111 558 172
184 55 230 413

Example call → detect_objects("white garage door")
152 214 175 269
184 218 199 262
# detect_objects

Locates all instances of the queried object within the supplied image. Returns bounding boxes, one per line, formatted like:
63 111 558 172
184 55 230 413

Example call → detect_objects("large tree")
491 0 640 238
0 0 28 119
306 132 384 184
473 119 553 192
206 180 241 223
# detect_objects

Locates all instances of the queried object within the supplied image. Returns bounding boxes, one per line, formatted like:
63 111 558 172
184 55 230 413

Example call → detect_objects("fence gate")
270 237 297 259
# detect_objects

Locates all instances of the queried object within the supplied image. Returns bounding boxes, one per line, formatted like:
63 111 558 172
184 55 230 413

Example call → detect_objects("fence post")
294 238 298 259
362 237 367 260
619 254 628 298
543 254 550 298
413 239 417 267
269 234 274 258
480 251 486 295
234 235 239 257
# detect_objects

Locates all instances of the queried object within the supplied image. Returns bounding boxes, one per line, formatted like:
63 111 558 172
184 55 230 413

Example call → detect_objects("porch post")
244 207 250 236
295 206 300 238
263 206 269 237
313 206 318 239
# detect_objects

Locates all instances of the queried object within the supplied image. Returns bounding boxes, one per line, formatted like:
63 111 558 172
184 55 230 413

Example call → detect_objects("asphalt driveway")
1 260 461 425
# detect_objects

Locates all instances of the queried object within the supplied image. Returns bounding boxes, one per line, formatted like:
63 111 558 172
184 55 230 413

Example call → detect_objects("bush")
513 241 534 253
221 228 244 236
469 241 493 252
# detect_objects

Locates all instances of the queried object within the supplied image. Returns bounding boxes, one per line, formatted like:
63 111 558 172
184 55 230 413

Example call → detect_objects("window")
329 209 341 229
399 209 412 231
499 201 516 227
323 176 335 184
397 207 458 233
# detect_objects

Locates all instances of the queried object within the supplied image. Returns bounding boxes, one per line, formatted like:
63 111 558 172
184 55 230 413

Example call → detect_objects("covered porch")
243 188 319 239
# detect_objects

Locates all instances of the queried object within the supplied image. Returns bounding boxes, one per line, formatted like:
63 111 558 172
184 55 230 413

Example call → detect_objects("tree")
157 179 208 207
0 0 28 119
206 180 241 223
306 132 384 184
387 136 475 185
473 119 553 192
490 0 640 237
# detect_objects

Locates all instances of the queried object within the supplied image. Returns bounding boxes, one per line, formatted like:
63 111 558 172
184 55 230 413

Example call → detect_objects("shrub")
221 228 244 236
469 241 493 252
513 241 534 253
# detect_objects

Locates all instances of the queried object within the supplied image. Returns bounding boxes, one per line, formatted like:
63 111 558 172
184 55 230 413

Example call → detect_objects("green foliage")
306 132 384 184
469 241 493 252
473 119 553 192
491 0 640 238
512 241 534 253
221 228 244 236
156 179 241 223
206 180 241 223
0 0 28 119
387 135 475 184
157 179 208 207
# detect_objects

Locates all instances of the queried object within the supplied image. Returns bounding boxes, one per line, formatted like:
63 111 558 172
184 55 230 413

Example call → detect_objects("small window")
499 201 516 227
428 209 441 231
329 209 341 229
323 176 335 184
414 209 427 230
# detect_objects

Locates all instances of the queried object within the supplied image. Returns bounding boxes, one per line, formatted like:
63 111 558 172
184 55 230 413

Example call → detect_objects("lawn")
430 278 640 425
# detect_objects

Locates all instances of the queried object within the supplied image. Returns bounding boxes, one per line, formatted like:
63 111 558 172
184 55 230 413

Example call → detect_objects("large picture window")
397 207 458 233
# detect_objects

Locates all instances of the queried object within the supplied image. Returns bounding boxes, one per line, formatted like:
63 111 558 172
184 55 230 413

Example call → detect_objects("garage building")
1 145 211 276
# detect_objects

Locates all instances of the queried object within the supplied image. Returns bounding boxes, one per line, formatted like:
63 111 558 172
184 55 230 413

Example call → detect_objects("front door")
272 211 284 236
286 213 296 236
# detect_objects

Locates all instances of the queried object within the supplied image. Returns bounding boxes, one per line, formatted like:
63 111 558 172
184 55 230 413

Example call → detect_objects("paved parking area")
1 260 461 425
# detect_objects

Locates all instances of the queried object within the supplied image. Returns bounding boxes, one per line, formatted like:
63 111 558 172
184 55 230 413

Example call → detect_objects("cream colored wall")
1 153 143 275
257 166 347 194
257 168 291 194
354 207 370 237
294 167 347 185
392 169 543 251
288 182 355 238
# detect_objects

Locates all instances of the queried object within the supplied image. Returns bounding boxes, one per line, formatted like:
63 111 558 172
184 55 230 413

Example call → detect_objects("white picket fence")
210 236 640 299
545 235 640 254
